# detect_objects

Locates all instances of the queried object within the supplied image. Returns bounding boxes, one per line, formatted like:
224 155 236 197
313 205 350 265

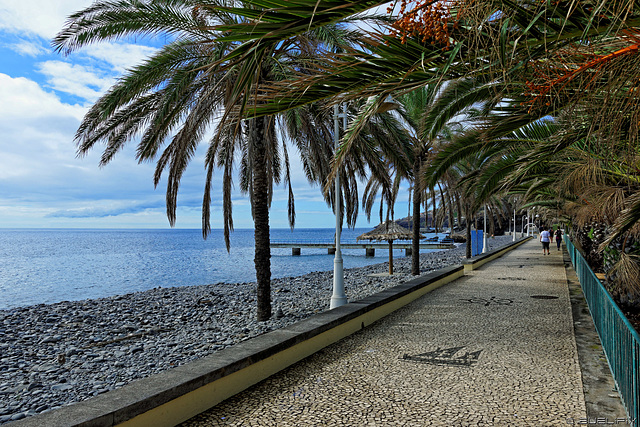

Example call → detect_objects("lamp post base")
330 256 347 309
330 295 348 309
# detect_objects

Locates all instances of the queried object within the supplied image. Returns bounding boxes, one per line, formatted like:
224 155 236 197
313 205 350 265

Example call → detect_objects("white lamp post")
512 209 516 241
330 103 347 309
482 204 488 253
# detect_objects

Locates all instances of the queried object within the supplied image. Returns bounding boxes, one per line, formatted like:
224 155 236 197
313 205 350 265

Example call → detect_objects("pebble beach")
0 236 513 424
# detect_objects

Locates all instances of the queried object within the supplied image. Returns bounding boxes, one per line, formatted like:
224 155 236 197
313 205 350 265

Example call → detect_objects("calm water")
0 228 452 310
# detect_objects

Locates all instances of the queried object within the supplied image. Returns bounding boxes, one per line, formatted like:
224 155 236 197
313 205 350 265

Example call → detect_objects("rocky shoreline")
0 236 513 424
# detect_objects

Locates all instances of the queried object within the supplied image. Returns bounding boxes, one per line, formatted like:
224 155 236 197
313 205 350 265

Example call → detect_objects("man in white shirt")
540 226 552 255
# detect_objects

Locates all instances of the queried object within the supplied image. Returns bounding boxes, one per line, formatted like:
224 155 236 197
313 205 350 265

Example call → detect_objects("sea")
0 228 480 310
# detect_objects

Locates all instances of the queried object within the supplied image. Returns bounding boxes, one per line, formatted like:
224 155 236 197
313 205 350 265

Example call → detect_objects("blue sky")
0 1 406 230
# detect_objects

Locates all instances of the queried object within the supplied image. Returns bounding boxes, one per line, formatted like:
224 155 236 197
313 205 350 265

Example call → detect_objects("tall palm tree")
52 0 383 321
327 77 496 273
405 78 499 267
397 85 438 274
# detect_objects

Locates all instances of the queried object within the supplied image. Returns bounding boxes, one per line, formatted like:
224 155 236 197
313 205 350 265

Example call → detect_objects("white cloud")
0 1 92 39
0 73 114 189
6 39 48 57
47 199 165 218
0 73 227 228
0 73 85 179
37 60 114 102
1 1 157 78
0 73 84 120
83 43 158 73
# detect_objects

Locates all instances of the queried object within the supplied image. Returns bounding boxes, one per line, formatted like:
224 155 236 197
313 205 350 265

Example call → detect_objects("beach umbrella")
357 221 423 275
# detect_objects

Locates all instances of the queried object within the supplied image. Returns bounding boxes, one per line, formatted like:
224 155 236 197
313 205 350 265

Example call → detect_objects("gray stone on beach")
9 413 26 421
26 383 42 392
50 384 73 392
40 336 60 344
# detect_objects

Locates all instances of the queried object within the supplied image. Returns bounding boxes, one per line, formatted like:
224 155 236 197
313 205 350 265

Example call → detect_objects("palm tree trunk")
455 193 462 231
432 190 437 233
438 183 446 233
388 240 394 275
411 158 421 275
446 189 454 233
490 210 495 237
250 117 272 322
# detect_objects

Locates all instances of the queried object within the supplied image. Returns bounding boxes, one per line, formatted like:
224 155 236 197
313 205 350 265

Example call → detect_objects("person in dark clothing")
554 228 563 251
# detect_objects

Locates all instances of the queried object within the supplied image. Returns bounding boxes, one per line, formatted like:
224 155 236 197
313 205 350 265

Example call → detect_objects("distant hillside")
394 212 428 229
394 213 454 230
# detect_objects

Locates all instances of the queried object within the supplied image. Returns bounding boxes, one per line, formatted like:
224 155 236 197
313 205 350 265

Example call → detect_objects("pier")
269 242 455 256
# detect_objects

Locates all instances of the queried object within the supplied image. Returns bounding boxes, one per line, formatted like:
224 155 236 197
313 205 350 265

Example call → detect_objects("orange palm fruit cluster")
388 0 461 47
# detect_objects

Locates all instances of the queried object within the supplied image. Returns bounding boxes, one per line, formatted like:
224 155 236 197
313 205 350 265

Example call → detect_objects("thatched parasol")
357 221 423 275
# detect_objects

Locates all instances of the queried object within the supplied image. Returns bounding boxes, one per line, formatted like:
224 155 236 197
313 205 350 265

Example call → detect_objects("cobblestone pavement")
182 239 587 426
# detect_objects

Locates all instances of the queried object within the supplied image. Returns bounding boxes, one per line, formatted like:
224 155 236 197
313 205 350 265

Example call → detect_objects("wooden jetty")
270 242 455 256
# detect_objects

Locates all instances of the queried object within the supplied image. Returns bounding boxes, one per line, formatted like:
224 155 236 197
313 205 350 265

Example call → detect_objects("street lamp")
512 209 516 241
482 204 487 253
330 103 347 309
521 215 527 236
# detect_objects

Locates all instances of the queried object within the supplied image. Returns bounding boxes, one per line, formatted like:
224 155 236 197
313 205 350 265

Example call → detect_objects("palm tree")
327 78 495 274
52 0 385 321
396 85 438 274
405 78 499 265
429 98 640 293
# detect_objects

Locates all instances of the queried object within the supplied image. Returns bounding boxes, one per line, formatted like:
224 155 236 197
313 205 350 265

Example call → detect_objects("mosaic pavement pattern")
182 240 585 426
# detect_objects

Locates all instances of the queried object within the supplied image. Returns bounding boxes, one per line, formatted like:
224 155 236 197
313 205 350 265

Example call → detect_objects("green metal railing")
566 236 639 426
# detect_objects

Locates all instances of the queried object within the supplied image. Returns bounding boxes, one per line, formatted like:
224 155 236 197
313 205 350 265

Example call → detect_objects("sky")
0 1 406 230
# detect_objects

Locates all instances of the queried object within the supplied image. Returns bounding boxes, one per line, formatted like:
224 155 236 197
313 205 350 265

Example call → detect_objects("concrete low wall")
462 237 533 272
11 238 528 427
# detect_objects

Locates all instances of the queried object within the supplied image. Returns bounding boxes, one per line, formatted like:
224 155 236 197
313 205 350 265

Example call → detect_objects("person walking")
540 226 552 255
555 228 563 251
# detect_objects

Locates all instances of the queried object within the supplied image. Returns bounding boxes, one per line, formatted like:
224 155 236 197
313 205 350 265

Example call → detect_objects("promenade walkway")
180 239 614 426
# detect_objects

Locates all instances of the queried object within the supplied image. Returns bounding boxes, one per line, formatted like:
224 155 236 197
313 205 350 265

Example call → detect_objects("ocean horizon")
0 227 473 310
